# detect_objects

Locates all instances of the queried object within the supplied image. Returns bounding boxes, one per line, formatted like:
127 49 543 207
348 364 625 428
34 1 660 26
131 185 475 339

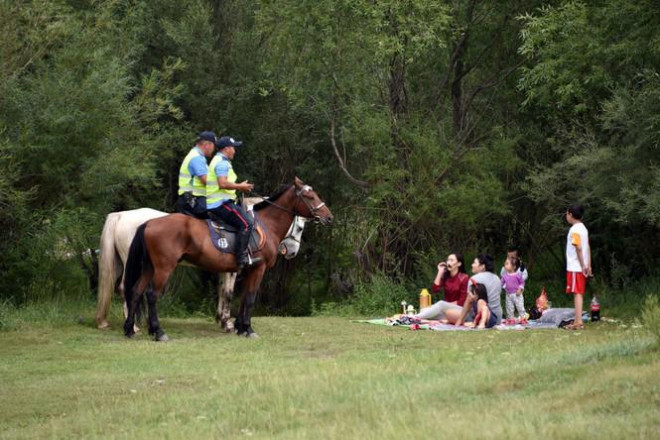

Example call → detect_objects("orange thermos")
419 288 432 310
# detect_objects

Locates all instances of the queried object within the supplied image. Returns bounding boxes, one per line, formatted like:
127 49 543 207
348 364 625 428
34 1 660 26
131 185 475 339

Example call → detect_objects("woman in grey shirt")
452 254 503 326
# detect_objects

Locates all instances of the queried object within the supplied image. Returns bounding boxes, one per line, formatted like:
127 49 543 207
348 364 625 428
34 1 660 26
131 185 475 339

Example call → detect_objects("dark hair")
567 204 584 220
473 283 488 301
507 256 521 271
476 253 495 272
442 252 467 282
507 245 520 255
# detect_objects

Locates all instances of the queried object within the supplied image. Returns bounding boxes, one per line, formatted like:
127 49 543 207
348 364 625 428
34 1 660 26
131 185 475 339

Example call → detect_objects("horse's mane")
253 184 292 211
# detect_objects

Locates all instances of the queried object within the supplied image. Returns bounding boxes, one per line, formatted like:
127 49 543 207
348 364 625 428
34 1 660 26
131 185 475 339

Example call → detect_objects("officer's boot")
235 230 251 270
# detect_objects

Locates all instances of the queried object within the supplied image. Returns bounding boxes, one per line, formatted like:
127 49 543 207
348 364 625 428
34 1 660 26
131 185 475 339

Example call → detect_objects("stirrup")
237 254 261 270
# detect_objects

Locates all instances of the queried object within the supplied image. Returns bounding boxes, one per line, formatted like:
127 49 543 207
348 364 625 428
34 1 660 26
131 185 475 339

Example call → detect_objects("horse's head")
293 177 333 225
278 216 307 259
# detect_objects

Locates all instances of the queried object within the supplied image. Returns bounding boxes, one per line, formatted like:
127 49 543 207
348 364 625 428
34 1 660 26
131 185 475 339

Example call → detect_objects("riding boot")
235 230 252 270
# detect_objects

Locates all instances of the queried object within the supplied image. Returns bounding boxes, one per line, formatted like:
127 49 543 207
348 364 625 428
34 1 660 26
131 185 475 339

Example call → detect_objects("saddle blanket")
206 219 262 254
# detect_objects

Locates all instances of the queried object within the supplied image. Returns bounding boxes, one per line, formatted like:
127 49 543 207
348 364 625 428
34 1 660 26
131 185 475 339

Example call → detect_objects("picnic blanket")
354 309 587 331
353 316 492 331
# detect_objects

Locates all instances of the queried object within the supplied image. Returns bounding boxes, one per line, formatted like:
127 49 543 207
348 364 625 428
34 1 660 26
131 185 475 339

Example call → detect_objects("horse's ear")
294 176 303 188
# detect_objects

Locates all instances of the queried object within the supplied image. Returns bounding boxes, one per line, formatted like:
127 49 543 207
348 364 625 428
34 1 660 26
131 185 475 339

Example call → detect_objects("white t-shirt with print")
566 222 589 272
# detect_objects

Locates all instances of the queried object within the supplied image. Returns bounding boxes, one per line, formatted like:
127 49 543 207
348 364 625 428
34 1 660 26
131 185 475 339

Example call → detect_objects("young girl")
466 282 497 329
501 258 526 323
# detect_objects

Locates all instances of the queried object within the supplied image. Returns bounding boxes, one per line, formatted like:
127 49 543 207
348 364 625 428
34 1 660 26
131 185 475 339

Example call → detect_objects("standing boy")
565 204 592 329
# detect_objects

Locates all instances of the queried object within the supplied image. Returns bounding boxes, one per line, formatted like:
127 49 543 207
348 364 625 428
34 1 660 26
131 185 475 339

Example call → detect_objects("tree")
518 0 660 278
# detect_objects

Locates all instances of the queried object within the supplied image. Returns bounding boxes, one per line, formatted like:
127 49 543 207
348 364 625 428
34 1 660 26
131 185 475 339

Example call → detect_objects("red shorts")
566 271 587 294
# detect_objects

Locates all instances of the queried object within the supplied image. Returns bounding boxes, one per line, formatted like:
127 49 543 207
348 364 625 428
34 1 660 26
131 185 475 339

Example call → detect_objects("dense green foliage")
1 0 658 313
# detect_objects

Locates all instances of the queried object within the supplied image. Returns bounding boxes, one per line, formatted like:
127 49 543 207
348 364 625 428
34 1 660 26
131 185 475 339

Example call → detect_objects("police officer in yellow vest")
176 131 216 218
207 136 258 269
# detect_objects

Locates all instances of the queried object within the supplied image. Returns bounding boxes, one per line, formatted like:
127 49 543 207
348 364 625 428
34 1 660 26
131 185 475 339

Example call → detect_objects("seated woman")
463 282 497 329
446 253 503 326
415 252 468 321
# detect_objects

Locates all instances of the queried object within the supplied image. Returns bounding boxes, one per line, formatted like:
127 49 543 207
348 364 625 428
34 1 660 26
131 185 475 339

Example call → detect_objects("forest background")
1 0 659 319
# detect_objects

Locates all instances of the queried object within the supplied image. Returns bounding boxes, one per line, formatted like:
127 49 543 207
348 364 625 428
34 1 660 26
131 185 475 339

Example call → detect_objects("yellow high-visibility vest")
177 147 207 196
207 153 237 207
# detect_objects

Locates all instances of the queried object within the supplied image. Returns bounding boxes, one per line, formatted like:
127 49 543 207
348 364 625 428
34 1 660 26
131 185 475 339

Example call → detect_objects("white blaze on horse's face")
278 216 306 259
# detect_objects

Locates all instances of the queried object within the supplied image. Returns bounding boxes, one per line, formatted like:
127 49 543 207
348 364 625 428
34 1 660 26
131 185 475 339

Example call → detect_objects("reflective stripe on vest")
207 154 237 206
177 148 206 196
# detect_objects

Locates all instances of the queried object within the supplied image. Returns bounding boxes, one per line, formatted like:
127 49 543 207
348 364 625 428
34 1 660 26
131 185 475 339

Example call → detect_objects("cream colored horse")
95 203 306 332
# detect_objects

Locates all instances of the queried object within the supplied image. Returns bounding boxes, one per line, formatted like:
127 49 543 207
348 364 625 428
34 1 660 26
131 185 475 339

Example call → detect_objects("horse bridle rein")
257 184 326 222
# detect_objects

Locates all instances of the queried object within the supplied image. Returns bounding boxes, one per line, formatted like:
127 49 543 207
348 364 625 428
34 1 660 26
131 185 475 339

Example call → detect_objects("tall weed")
641 294 660 345
0 295 92 331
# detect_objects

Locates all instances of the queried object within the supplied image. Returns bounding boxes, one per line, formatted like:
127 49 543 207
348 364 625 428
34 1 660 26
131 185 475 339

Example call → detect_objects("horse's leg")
237 266 266 338
120 274 142 334
124 270 152 337
216 272 237 333
146 267 174 342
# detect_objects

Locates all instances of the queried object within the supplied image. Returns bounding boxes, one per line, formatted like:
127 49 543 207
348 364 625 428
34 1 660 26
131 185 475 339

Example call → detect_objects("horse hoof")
134 325 141 333
247 332 259 339
219 319 234 331
98 321 110 330
156 333 170 342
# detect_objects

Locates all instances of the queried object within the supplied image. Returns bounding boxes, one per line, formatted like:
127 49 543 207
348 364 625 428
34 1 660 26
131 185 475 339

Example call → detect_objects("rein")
253 185 325 222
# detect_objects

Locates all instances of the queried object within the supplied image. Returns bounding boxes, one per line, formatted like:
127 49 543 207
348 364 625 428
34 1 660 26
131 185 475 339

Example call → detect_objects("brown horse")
122 177 333 340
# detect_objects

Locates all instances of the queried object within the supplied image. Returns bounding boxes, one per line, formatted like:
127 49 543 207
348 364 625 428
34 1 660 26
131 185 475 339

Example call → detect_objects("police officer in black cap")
206 136 260 269
175 131 216 218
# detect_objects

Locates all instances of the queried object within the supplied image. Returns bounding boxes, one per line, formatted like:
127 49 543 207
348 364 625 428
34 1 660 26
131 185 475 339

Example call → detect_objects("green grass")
0 303 658 439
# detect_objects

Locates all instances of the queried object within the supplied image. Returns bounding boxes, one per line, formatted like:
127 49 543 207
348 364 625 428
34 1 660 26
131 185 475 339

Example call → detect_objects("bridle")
294 185 326 221
257 184 327 222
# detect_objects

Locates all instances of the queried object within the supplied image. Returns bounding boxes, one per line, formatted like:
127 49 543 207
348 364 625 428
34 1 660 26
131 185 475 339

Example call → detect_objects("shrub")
314 273 417 317
641 294 660 345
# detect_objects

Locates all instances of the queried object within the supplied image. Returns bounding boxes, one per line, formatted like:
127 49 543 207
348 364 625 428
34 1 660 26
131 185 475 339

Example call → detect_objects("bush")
314 273 417 317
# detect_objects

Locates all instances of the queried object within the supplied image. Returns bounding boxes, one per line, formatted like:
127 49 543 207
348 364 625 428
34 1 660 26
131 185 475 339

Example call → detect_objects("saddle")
206 215 266 255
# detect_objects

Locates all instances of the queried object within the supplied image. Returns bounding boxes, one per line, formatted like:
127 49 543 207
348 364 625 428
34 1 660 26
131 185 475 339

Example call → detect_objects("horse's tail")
123 223 151 326
96 212 121 329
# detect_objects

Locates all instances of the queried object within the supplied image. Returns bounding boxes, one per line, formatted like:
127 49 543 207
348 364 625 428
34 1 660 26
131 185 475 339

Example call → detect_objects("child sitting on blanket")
501 257 527 323
465 282 497 329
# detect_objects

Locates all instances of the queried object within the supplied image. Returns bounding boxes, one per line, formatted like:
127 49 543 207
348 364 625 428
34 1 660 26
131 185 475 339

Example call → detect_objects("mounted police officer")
206 136 259 270
175 131 216 219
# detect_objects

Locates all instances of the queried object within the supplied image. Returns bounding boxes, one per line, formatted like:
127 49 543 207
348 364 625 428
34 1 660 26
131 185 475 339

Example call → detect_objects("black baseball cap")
216 136 243 148
196 131 217 143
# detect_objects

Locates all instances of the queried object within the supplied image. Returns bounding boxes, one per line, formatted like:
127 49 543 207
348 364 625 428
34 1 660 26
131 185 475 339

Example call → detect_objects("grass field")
0 305 658 439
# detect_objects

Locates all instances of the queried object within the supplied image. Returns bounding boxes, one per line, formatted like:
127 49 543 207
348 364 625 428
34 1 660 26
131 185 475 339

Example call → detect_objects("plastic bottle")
419 288 432 310
590 296 600 322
